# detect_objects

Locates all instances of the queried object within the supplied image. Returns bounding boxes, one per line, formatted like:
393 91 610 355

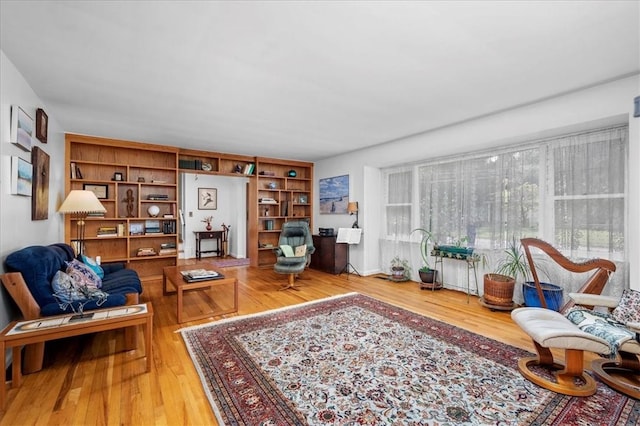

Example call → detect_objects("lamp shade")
58 190 107 214
347 202 359 214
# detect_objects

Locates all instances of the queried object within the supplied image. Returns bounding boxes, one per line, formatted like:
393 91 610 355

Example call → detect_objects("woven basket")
483 273 516 306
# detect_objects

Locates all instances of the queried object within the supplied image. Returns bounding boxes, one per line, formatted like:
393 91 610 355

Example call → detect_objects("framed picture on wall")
319 174 349 214
198 187 217 210
10 105 33 152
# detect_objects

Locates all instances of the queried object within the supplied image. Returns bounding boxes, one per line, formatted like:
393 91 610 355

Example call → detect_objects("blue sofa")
4 243 143 316
1 243 143 373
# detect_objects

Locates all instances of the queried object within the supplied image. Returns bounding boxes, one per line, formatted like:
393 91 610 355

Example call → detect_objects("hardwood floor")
0 264 583 425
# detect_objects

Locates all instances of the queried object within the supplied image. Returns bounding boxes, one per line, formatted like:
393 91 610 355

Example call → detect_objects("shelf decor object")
58 190 107 255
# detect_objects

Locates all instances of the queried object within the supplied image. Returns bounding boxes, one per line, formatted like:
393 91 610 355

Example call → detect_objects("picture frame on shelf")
129 223 144 236
198 187 217 210
10 105 33 151
113 172 123 181
83 183 108 199
35 108 48 143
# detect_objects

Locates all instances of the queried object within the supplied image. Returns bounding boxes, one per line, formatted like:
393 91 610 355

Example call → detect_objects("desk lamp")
347 201 359 228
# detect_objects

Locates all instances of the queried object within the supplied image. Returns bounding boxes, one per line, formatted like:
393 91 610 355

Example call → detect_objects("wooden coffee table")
163 263 238 323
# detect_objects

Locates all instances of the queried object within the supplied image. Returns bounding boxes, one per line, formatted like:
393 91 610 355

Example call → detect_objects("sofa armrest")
101 263 125 274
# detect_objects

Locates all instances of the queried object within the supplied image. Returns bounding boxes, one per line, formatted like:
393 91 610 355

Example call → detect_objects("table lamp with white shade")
58 190 107 255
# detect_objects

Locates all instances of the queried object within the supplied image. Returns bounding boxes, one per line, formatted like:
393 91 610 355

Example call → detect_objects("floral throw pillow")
612 289 640 324
51 270 86 303
66 258 102 289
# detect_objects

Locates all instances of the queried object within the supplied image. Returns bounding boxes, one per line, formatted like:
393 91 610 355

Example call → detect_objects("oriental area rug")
209 257 250 268
180 293 639 425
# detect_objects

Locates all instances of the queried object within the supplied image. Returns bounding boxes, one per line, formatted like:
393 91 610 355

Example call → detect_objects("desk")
310 235 347 274
194 230 226 259
0 303 153 408
163 263 238 323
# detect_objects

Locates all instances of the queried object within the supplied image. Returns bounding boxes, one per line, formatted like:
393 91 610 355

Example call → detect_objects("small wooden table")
163 263 238 323
194 230 226 259
0 303 153 408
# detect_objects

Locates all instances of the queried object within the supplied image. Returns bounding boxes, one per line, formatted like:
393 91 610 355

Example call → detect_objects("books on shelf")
243 163 255 175
159 248 177 255
97 226 117 237
136 247 157 257
147 194 169 200
259 197 278 204
180 269 224 283
162 221 176 234
144 220 161 234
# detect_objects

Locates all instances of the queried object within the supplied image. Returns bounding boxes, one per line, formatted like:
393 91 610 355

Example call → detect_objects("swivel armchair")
273 221 315 290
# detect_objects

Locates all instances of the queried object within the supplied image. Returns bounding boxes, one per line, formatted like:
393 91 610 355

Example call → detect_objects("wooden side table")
163 263 238 323
194 230 226 259
0 303 153 408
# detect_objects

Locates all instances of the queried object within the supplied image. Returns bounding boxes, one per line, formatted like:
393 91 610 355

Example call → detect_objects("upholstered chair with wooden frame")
510 238 629 397
273 221 315 291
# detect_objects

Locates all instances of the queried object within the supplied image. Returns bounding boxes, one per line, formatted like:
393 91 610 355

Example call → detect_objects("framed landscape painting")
319 174 349 214
10 105 33 151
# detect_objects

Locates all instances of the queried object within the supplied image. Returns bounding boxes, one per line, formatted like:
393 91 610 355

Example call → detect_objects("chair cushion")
612 289 640 325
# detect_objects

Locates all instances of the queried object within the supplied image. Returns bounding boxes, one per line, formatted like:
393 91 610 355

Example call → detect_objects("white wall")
180 173 248 259
0 51 66 329
315 75 640 289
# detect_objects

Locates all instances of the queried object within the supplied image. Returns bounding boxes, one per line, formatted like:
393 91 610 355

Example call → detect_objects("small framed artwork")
11 156 32 196
10 105 33 152
198 188 217 210
83 183 108 199
129 222 144 236
113 172 123 181
35 108 48 143
299 195 308 204
31 147 50 220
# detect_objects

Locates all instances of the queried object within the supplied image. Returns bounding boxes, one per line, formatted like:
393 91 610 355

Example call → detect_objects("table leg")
145 315 153 372
11 347 21 388
0 341 5 408
177 286 183 323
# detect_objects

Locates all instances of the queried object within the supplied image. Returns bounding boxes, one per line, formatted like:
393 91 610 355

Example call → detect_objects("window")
383 125 628 261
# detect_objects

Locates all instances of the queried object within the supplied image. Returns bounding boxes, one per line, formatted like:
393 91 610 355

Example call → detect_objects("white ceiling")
1 1 638 161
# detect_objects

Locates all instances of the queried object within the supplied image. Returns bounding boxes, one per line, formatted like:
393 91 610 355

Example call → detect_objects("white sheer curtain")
381 125 628 301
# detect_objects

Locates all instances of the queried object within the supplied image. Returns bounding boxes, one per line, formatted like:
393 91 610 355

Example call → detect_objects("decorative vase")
483 273 516 307
419 269 441 290
523 281 563 311
206 223 212 231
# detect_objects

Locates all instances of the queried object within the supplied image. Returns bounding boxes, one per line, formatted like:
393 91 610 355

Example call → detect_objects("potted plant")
411 228 440 289
483 237 529 308
390 256 411 282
